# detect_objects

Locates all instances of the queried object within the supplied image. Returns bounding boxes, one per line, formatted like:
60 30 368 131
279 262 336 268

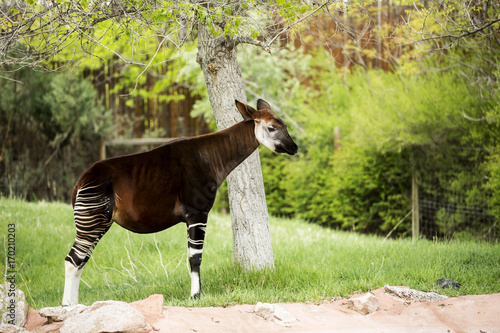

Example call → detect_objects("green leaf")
198 9 206 21
250 30 261 39
207 18 220 37
234 17 242 29
215 7 223 18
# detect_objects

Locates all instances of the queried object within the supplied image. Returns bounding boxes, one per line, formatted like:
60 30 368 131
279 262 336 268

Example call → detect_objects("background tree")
399 0 500 106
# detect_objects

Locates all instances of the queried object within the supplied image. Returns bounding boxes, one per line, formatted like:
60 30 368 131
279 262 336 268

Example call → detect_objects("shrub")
0 68 112 201
256 50 499 238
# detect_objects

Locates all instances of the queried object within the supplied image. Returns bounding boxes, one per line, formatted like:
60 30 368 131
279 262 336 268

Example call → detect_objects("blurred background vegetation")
1 0 499 240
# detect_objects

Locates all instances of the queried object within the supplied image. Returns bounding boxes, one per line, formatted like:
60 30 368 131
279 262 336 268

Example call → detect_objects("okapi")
62 99 298 305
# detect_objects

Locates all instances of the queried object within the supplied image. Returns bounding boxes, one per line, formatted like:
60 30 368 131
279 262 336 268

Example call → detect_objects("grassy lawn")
1 198 499 309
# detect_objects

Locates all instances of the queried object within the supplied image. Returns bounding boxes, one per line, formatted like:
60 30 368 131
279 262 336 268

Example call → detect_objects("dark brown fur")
72 119 260 233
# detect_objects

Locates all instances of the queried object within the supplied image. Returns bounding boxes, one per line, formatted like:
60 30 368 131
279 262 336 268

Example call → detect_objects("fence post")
334 127 341 151
412 167 420 241
99 139 106 160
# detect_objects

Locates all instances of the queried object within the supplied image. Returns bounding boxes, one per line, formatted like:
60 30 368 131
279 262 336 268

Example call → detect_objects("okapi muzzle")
236 98 298 156
62 98 299 306
275 132 298 155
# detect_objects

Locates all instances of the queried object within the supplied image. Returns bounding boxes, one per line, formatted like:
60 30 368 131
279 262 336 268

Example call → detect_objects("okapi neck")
203 120 260 186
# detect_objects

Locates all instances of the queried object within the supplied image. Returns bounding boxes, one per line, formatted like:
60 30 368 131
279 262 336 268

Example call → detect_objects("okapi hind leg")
186 212 208 299
62 184 114 306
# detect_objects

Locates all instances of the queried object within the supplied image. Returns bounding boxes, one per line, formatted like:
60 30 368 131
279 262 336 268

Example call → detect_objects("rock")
24 307 48 332
436 278 462 289
24 307 65 333
35 322 65 333
0 324 29 333
384 285 448 302
130 294 164 323
347 293 379 315
255 302 274 319
255 302 296 327
60 300 151 333
38 304 88 322
0 283 28 327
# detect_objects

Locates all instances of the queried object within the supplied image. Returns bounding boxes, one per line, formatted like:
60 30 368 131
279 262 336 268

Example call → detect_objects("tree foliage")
0 0 333 70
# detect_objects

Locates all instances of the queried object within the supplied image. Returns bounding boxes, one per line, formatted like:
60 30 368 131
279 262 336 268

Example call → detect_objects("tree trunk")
196 24 274 270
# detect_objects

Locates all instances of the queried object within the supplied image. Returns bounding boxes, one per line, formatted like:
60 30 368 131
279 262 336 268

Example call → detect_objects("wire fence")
415 147 499 241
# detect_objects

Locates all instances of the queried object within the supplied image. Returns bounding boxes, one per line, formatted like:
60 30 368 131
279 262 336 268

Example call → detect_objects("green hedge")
253 54 500 238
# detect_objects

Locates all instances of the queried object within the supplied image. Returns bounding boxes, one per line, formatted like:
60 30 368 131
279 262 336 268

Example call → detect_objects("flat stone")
255 302 296 327
130 294 164 323
384 285 448 302
347 293 379 315
24 307 47 332
38 304 88 322
60 300 151 333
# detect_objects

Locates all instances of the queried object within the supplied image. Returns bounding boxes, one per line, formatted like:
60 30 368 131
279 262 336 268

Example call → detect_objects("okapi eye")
268 127 276 132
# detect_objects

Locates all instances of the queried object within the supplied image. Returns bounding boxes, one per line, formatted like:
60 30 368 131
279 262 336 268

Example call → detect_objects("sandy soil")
152 288 500 333
24 287 500 333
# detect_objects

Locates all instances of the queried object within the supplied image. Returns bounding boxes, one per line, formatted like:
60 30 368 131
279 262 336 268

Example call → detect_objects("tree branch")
226 1 334 55
415 18 500 42
461 108 495 122
268 0 334 47
226 36 271 53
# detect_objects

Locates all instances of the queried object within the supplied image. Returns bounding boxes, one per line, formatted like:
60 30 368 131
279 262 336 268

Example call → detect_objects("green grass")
1 198 500 308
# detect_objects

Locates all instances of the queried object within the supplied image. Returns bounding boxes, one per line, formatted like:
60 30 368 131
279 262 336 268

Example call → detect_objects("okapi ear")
235 100 258 120
257 99 272 111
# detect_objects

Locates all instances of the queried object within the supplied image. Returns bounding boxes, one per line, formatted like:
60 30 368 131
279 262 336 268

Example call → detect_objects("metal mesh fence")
415 147 499 241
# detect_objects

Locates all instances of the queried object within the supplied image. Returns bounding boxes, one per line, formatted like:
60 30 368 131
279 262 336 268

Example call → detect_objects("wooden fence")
86 64 211 141
99 138 177 160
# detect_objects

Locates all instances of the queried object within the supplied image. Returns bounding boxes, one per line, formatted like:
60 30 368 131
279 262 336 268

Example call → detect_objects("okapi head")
235 99 298 155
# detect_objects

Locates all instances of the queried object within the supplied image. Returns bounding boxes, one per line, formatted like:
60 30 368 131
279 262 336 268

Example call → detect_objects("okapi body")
62 99 298 305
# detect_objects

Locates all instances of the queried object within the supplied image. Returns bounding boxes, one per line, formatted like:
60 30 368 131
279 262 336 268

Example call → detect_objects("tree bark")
196 24 274 270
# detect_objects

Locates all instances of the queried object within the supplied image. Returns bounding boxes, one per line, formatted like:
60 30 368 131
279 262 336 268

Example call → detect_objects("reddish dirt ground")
153 288 500 333
25 287 500 333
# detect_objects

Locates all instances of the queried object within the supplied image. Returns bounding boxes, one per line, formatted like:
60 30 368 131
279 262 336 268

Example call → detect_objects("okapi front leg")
187 214 207 299
63 185 113 306
62 260 84 306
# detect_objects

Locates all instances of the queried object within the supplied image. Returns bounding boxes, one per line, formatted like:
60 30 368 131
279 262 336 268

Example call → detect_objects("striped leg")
187 214 207 299
63 185 113 306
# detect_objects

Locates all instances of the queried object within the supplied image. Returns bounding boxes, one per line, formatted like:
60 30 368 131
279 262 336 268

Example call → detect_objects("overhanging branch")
225 0 334 54
268 0 334 47
414 18 500 43
225 36 271 53
0 1 161 68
